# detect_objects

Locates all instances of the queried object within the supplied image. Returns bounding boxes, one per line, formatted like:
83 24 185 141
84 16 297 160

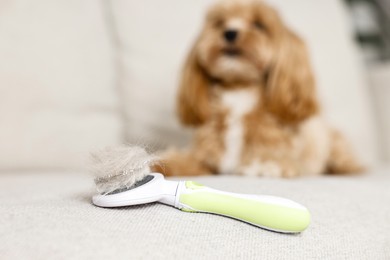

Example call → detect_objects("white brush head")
89 145 157 194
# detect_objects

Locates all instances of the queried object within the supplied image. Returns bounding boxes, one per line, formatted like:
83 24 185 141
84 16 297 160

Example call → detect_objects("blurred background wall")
345 0 390 162
0 0 388 172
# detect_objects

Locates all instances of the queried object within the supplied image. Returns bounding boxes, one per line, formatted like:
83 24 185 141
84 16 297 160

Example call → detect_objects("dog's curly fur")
155 0 363 177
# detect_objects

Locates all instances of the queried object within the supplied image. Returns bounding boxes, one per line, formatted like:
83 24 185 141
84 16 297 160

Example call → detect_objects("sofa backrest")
111 0 379 166
0 0 380 170
0 0 122 170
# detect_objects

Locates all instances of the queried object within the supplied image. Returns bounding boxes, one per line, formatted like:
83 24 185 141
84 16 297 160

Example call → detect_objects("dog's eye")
253 20 265 31
214 19 224 28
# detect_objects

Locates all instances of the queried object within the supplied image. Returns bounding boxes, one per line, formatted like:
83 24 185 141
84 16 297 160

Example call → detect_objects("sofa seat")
1 169 389 259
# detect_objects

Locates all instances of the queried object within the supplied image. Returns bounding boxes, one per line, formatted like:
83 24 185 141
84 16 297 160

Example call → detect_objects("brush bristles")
89 145 157 194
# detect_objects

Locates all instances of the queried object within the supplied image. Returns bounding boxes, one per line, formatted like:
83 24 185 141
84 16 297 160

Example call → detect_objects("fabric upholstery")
1 170 389 259
110 0 379 165
0 0 122 169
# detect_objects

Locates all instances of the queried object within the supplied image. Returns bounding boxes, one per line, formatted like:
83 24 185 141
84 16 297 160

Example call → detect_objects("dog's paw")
240 161 282 177
240 160 300 178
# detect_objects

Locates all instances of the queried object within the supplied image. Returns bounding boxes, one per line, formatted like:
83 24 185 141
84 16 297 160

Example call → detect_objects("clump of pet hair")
90 145 158 195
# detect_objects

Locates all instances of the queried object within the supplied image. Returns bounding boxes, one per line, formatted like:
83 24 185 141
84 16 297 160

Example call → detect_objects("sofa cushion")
110 0 379 165
0 0 122 169
1 170 389 258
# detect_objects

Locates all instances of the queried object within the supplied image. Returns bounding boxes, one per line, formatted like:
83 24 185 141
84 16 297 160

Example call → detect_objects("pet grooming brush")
90 146 311 233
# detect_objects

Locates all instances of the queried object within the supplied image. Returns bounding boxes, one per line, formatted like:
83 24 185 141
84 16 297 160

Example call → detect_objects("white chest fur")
219 88 258 174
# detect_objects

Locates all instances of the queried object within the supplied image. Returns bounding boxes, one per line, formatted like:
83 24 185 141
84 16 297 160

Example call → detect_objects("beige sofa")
0 0 389 259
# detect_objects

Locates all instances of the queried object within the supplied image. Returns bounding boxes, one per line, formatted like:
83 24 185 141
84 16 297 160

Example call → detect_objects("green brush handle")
177 181 311 233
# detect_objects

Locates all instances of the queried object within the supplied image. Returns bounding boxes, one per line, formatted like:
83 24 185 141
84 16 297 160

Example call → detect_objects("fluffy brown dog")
156 0 363 177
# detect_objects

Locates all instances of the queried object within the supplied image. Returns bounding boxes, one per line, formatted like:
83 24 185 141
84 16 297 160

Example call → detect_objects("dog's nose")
224 30 238 43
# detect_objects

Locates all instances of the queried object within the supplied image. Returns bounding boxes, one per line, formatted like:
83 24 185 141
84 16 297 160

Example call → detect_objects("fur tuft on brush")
89 145 157 194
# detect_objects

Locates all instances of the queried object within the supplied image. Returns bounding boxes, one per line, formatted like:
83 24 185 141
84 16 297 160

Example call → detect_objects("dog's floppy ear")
177 41 210 126
265 29 319 124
